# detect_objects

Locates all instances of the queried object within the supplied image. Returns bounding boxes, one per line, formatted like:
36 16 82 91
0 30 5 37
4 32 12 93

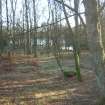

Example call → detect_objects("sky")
2 0 85 27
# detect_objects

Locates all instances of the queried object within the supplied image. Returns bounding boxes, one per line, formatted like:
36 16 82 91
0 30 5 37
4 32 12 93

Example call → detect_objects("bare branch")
99 1 105 13
26 12 85 31
54 0 86 27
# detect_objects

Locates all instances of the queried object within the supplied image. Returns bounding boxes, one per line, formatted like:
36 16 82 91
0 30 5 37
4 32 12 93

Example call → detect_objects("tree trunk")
6 0 9 32
32 0 37 57
74 0 80 53
0 0 2 35
10 0 17 53
0 0 3 55
62 0 81 81
83 0 105 97
22 4 26 55
25 0 31 54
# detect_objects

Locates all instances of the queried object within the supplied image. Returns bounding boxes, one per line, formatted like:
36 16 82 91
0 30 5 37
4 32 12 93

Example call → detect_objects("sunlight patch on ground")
35 88 77 99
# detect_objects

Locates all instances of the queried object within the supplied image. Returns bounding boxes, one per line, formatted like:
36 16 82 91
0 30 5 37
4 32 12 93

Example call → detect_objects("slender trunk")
0 0 2 35
0 0 3 55
46 27 50 56
32 0 37 57
74 0 80 54
29 11 32 54
6 0 9 32
25 0 31 54
22 4 26 54
10 0 17 55
62 0 81 81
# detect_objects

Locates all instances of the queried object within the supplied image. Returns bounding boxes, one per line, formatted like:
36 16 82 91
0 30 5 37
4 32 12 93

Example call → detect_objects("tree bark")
10 0 17 51
0 0 2 55
61 0 81 81
74 0 80 53
0 0 2 35
32 0 37 57
25 0 31 54
83 0 105 96
6 0 9 32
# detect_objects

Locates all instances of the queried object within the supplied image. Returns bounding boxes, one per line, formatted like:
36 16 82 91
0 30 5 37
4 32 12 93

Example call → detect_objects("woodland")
0 0 105 105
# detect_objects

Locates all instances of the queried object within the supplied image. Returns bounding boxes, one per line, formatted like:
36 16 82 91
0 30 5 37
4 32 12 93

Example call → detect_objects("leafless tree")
5 0 9 32
0 0 2 35
25 0 31 54
83 0 105 101
32 0 37 57
60 0 81 81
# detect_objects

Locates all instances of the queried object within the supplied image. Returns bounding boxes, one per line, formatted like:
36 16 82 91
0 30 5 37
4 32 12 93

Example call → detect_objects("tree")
25 0 31 54
0 0 2 36
32 0 37 57
10 0 17 50
5 0 9 32
61 0 81 81
0 0 3 55
83 0 105 100
74 0 80 53
22 3 26 54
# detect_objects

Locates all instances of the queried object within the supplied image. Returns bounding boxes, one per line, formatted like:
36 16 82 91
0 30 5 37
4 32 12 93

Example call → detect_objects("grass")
0 89 69 105
0 54 98 105
41 61 59 70
41 58 75 70
63 70 76 77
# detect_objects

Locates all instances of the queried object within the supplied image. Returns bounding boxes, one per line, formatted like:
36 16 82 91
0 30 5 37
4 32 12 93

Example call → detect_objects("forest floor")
0 52 100 105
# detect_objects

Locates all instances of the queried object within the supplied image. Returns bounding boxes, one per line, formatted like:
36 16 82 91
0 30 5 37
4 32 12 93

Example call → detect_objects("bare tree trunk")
10 0 17 55
46 26 50 56
74 0 80 53
32 0 37 57
29 7 33 54
0 0 2 35
6 0 9 32
0 0 2 55
22 4 26 55
83 0 105 97
25 0 31 54
62 0 81 81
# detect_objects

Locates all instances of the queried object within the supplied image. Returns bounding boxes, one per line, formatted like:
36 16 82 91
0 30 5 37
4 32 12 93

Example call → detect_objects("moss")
96 97 105 105
63 70 76 77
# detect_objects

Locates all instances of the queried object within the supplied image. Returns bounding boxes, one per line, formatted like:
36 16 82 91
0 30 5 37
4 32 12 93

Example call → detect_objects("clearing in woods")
0 53 99 105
